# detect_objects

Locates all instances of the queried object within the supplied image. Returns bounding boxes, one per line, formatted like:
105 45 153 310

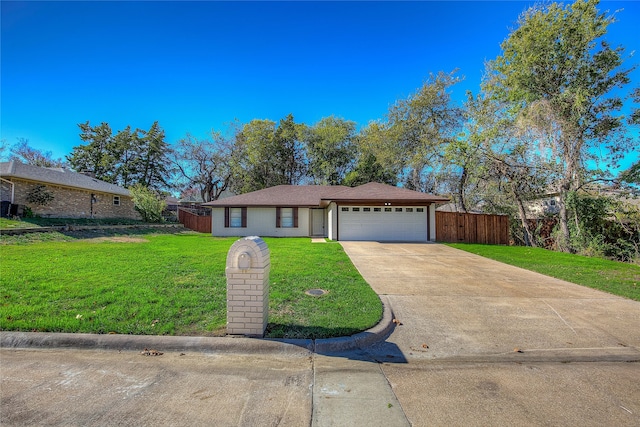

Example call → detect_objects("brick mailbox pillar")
225 236 270 337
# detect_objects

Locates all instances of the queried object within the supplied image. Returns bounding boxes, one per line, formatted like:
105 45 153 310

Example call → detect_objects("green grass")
0 232 382 339
447 243 640 301
0 218 40 229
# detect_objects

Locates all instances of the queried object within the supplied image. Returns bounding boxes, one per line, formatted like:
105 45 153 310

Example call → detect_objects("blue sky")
2 1 639 169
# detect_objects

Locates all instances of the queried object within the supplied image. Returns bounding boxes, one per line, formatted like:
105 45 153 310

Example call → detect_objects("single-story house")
203 182 449 242
0 160 139 219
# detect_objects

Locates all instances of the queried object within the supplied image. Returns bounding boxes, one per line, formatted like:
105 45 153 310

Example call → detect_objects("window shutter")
241 207 247 228
224 207 230 228
276 207 281 228
293 207 298 228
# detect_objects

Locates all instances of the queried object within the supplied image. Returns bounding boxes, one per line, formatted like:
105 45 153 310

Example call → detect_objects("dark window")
276 207 298 228
225 207 247 228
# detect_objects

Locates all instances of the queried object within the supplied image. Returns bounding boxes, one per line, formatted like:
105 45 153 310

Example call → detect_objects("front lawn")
447 243 640 302
0 232 382 338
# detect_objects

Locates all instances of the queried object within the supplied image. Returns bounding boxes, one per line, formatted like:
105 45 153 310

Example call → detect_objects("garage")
338 205 428 242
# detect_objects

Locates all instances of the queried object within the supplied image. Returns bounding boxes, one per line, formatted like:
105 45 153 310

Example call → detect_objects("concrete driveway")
341 242 640 426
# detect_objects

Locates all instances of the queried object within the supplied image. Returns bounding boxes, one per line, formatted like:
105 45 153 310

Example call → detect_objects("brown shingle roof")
203 182 448 207
204 185 348 207
325 182 449 204
0 161 130 196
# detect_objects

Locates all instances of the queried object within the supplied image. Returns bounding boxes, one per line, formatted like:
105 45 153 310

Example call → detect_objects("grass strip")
0 233 381 339
447 243 640 301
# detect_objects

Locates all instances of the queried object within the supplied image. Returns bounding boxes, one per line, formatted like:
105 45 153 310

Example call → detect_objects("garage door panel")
339 206 427 242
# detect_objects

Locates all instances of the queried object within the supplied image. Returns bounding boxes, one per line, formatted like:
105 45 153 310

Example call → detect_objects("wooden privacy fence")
436 212 509 245
178 208 212 234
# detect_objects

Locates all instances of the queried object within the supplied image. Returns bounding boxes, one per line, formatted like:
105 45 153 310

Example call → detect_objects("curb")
314 295 395 353
0 296 395 355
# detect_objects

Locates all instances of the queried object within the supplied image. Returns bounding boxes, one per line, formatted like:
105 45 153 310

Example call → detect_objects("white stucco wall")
211 207 311 237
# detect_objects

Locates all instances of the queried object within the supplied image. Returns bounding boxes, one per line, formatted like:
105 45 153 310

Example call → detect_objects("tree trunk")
457 167 468 213
557 185 573 253
512 181 536 247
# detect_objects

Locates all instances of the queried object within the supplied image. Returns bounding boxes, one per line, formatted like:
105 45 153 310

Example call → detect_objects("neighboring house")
203 182 449 242
524 193 561 218
0 161 140 219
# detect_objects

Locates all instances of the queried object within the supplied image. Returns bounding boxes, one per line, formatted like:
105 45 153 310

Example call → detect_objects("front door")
311 208 326 236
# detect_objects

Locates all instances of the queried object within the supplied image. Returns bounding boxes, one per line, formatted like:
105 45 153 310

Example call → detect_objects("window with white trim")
113 196 120 206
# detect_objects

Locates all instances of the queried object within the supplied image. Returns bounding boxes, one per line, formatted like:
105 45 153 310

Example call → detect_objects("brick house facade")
1 161 140 219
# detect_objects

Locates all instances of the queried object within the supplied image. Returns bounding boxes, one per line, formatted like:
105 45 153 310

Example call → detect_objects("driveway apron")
341 242 640 426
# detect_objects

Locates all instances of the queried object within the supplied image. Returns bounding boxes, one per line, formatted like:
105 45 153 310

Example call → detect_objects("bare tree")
9 138 66 168
172 131 234 203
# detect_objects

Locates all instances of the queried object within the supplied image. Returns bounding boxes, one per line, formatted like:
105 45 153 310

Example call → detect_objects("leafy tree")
630 87 640 125
389 71 463 191
273 114 307 185
110 126 139 188
485 0 634 252
67 121 172 190
619 161 639 186
360 72 463 192
136 121 172 190
231 114 307 193
303 116 357 185
68 122 117 182
10 138 66 168
129 184 166 223
173 131 233 202
442 92 492 212
343 152 397 187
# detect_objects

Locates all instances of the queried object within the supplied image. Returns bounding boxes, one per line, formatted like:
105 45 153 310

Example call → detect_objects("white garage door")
339 206 428 242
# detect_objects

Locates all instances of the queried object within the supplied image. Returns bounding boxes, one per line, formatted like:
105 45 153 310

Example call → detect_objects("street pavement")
2 242 640 426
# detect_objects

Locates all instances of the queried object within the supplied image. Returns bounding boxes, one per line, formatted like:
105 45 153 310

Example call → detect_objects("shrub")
26 184 54 206
129 184 166 223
